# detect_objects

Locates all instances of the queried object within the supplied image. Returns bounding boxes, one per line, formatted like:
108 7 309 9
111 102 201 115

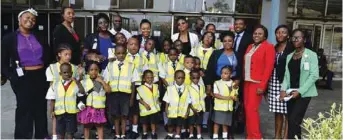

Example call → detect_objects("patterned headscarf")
18 8 38 21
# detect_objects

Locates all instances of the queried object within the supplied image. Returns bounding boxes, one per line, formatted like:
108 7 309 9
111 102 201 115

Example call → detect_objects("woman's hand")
233 80 240 89
292 91 300 98
279 91 287 101
256 88 264 95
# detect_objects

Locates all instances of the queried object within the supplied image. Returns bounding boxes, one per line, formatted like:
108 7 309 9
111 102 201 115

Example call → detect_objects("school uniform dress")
212 80 238 126
281 48 319 139
2 31 52 139
77 76 107 124
136 83 160 124
103 60 140 116
243 41 275 139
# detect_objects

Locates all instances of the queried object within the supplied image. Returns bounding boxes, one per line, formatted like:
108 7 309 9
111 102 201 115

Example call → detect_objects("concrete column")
260 0 288 44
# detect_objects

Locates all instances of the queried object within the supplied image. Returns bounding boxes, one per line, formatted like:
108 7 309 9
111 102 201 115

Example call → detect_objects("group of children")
45 35 239 139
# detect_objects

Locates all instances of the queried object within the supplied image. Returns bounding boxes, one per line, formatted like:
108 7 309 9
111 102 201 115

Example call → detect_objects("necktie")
234 34 240 52
132 55 136 61
203 49 207 54
197 85 200 91
178 88 182 96
147 52 151 61
172 61 176 70
118 62 124 70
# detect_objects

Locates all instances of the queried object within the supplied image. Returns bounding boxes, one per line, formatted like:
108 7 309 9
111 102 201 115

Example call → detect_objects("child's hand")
144 104 151 110
95 76 103 83
199 71 205 77
231 96 238 101
233 80 239 89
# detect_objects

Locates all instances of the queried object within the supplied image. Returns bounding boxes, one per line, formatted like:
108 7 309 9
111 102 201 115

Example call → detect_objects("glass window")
203 16 233 32
71 0 84 9
16 0 28 5
326 0 342 17
119 0 144 9
235 0 262 14
329 27 342 78
287 0 296 16
148 0 170 11
296 0 325 17
31 0 46 5
118 13 145 35
204 0 234 13
1 0 12 3
173 0 202 12
146 15 172 40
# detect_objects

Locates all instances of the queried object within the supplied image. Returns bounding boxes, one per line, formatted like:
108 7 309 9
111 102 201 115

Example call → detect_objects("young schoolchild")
47 63 85 139
173 40 185 64
193 56 205 77
45 43 83 140
190 32 215 70
141 38 159 83
159 38 172 64
103 45 140 139
212 66 239 139
77 61 111 139
136 70 160 139
188 70 207 139
163 70 191 139
125 37 148 139
159 47 184 87
182 55 204 86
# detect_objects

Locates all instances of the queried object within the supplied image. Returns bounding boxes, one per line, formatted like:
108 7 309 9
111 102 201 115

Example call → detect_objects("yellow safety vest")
192 46 214 70
137 84 160 116
166 85 190 118
107 61 135 94
159 53 170 64
125 54 147 78
214 40 223 50
189 85 206 113
178 54 185 65
82 75 106 109
163 61 184 86
213 80 238 111
183 69 192 85
49 62 78 82
142 51 159 81
54 80 79 115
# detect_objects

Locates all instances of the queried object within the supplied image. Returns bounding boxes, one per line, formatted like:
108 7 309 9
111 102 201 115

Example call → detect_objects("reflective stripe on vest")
178 54 185 65
193 46 214 70
184 70 191 85
50 63 78 82
125 54 146 77
164 62 184 86
54 81 79 115
214 40 222 50
213 80 238 111
167 85 190 118
189 85 206 113
143 52 159 79
82 76 106 109
108 61 135 93
137 84 160 116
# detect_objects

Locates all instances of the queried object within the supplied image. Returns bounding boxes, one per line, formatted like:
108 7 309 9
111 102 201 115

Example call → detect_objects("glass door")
296 23 323 51
322 25 342 78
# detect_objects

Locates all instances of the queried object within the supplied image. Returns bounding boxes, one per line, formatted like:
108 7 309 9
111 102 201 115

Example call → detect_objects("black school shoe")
189 136 196 139
129 132 140 139
142 134 148 139
151 133 158 139
165 135 173 139
181 132 189 139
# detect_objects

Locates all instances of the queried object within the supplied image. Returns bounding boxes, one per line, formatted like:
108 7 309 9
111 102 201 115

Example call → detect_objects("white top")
163 84 191 104
102 60 140 83
213 80 233 94
109 28 132 40
171 32 199 49
234 31 245 52
244 44 261 83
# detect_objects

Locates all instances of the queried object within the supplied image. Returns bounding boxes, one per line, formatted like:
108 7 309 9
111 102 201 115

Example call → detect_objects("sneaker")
197 137 203 139
181 132 189 139
165 135 173 139
113 135 120 139
142 134 148 139
121 135 127 139
151 133 158 139
129 132 139 139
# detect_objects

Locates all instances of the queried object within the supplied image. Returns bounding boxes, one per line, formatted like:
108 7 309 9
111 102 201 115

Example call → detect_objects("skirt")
77 106 107 124
268 69 287 114
211 110 232 126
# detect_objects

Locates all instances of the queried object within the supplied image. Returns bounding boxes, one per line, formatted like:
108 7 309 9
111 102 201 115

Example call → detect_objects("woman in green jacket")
279 29 319 139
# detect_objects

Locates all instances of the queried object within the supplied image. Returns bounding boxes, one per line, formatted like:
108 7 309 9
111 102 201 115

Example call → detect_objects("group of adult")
1 6 319 139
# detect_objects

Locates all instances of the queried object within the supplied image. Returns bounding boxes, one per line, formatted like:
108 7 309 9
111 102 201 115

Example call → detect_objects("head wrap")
18 8 38 21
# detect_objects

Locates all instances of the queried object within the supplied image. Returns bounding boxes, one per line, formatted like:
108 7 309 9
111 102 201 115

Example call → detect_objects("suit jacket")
243 41 275 91
281 48 319 97
275 42 294 82
134 34 162 52
53 24 81 65
1 31 53 82
235 31 253 66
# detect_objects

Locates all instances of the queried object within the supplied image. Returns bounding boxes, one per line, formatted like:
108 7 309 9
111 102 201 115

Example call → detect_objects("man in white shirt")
109 15 132 39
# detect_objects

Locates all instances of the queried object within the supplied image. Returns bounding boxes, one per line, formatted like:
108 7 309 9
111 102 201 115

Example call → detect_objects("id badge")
108 48 115 59
304 62 310 70
92 43 97 49
16 67 24 77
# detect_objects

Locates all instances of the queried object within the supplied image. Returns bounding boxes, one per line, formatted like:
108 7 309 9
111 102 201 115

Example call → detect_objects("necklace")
293 48 304 60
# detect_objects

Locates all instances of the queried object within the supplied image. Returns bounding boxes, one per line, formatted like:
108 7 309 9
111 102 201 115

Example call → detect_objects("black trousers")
10 68 49 139
287 97 311 139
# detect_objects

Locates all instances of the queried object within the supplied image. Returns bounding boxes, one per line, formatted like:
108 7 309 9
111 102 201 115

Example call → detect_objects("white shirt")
213 80 233 94
109 28 132 40
234 31 245 52
102 60 140 83
163 84 191 104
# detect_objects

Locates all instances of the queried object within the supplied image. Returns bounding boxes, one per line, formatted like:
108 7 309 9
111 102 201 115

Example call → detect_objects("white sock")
189 134 194 138
175 135 180 138
132 125 138 133
197 134 202 138
203 112 209 125
52 135 57 140
121 135 126 138
213 134 218 139
222 132 228 138
168 133 173 136
143 132 147 135
181 129 186 133
112 126 115 130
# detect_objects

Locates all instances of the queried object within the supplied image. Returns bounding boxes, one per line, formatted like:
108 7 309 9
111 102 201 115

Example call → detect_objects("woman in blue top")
204 31 241 139
84 13 115 70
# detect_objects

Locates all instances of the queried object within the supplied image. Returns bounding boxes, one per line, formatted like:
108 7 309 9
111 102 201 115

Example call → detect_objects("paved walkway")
1 81 342 139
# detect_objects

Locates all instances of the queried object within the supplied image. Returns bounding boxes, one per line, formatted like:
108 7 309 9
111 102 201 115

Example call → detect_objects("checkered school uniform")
268 52 287 114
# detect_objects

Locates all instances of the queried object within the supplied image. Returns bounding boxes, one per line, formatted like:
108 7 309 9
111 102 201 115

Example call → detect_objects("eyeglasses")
291 36 303 42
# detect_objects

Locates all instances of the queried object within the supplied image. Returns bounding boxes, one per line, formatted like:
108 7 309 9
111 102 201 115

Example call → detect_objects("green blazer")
281 48 319 97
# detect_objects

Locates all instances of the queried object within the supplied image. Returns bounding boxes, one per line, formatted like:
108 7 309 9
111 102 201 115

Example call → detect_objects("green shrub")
299 103 342 139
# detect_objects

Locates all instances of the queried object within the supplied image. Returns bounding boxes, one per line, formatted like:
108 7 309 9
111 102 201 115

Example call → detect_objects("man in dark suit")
232 18 253 134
